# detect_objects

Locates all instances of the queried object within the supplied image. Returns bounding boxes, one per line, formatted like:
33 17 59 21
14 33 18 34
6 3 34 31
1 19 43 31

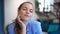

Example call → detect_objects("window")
38 0 54 12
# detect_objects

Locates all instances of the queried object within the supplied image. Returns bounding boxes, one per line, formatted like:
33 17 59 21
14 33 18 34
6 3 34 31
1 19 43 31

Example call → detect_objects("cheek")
29 13 33 17
18 11 25 15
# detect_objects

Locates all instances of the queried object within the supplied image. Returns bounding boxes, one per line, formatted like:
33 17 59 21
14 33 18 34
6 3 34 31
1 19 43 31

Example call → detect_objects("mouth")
25 15 29 17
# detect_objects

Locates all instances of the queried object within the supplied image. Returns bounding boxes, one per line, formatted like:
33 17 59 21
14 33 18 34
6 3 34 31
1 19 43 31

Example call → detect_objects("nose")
26 10 29 14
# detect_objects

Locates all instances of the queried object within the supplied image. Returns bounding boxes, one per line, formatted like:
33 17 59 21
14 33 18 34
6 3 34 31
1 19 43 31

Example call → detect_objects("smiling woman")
8 2 42 34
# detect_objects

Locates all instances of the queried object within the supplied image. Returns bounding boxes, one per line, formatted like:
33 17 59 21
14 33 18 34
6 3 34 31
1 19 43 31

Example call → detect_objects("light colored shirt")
8 20 42 34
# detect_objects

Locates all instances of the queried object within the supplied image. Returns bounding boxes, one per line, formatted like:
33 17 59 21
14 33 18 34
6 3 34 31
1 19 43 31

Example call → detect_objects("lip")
25 15 29 17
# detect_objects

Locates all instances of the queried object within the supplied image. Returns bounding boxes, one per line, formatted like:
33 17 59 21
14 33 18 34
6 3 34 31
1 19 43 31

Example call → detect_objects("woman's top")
8 20 43 34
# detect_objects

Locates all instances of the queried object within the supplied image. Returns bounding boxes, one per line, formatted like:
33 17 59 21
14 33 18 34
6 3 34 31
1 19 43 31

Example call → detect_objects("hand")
15 15 26 34
16 15 26 29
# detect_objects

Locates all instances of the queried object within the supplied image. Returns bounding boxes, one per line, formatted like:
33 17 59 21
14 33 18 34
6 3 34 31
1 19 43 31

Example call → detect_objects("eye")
22 7 27 11
30 9 33 13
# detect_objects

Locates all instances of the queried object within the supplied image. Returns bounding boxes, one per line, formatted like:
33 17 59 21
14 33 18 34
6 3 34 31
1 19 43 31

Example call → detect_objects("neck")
22 20 28 26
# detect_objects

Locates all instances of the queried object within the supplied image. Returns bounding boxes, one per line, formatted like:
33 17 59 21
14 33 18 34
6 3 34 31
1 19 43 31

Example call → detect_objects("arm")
15 16 26 34
21 26 26 34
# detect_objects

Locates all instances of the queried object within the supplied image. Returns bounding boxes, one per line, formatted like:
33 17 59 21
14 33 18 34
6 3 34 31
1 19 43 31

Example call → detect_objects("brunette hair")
18 2 33 11
14 2 33 34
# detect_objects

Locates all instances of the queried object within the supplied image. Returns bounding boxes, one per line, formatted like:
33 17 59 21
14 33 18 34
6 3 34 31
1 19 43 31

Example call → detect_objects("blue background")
0 0 4 34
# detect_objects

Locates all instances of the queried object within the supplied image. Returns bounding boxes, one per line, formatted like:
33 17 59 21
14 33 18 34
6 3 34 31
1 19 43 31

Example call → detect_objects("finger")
17 15 23 23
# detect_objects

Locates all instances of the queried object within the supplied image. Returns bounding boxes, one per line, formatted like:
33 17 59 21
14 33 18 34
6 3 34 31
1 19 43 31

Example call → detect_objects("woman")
8 2 42 34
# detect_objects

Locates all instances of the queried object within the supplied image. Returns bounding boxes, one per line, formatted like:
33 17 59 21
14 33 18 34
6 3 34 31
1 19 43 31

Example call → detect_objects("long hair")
14 2 33 34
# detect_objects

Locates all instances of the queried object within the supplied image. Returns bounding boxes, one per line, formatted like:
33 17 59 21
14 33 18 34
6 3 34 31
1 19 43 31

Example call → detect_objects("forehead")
21 3 33 9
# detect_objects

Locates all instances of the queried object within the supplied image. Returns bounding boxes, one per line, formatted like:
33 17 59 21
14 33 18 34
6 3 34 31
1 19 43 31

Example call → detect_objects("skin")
16 3 33 34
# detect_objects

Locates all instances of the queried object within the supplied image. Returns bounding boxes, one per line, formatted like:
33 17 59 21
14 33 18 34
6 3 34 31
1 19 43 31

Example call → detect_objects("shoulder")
28 20 41 25
8 23 15 28
8 20 15 28
8 22 15 31
8 23 15 34
28 20 43 34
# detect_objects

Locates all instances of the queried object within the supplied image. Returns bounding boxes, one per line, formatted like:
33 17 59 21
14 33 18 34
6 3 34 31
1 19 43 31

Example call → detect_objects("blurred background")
35 0 60 34
0 0 60 34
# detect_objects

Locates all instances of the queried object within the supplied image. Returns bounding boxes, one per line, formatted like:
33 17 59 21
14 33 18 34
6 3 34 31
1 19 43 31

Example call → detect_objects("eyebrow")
22 6 27 9
22 5 33 9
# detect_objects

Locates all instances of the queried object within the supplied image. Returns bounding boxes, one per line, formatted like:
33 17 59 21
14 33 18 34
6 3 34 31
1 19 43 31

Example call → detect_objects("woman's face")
18 3 33 21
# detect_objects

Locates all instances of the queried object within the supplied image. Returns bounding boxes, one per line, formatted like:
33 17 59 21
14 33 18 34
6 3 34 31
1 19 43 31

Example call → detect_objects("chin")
24 18 29 21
